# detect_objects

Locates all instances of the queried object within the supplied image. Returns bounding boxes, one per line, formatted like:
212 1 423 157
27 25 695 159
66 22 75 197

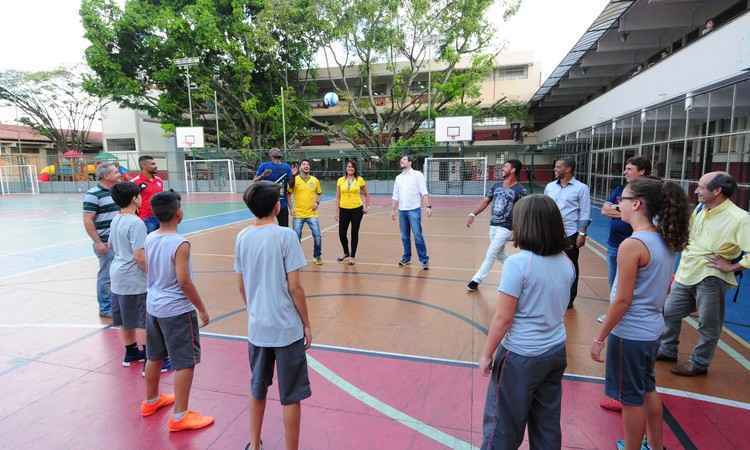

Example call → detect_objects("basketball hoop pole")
281 86 287 158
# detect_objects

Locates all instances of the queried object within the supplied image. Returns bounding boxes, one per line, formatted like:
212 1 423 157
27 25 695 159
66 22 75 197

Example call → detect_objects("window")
476 117 507 126
655 106 670 142
642 109 657 144
708 86 733 135
668 141 685 180
498 66 528 80
733 79 750 132
669 102 686 141
106 138 136 152
687 94 708 138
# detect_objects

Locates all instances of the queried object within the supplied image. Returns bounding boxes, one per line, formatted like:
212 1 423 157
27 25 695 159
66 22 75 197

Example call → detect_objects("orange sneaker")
168 410 215 432
140 393 175 417
599 397 623 412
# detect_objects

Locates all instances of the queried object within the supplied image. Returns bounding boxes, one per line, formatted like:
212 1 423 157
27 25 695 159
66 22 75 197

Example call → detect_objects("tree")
307 0 522 151
80 0 325 150
0 67 106 153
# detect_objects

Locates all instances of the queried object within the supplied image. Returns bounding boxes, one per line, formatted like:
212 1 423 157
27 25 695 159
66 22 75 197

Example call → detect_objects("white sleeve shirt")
392 169 428 211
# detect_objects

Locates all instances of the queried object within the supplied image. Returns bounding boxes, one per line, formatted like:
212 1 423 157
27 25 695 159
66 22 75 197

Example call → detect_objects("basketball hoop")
183 135 195 148
447 126 460 141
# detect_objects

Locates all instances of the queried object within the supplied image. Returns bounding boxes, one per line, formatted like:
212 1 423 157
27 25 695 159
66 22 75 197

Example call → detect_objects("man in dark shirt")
465 160 527 291
254 148 296 227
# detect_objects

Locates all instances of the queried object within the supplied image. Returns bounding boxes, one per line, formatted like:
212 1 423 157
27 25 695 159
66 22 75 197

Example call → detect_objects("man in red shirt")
131 155 164 233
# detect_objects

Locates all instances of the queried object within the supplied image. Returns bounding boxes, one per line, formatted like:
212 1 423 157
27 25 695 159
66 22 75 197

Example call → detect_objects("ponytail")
628 178 690 252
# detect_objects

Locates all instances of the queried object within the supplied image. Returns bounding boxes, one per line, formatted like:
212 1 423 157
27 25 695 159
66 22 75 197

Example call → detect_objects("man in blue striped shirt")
544 158 592 309
83 163 122 317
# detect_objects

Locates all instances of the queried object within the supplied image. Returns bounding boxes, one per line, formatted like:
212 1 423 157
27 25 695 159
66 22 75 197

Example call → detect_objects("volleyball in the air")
323 92 339 107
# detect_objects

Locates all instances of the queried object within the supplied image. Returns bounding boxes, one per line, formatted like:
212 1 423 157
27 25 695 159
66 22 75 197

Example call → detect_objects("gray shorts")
111 293 146 329
248 339 311 405
146 311 201 370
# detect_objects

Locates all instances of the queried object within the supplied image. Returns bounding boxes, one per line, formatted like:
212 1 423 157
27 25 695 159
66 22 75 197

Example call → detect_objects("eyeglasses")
620 196 639 201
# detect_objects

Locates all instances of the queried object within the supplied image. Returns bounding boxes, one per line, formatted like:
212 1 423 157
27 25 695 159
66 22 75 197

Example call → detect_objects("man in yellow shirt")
658 172 750 376
289 159 323 265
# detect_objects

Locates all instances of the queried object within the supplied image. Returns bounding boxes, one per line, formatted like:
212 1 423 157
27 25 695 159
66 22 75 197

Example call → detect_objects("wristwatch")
426 205 432 209
578 232 587 237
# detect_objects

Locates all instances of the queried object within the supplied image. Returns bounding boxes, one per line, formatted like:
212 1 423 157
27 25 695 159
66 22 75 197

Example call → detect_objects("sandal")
347 258 355 265
337 256 349 263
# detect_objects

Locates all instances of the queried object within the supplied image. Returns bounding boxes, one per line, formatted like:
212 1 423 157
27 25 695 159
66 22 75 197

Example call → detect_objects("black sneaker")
123 346 146 367
141 357 175 376
398 259 411 267
466 281 479 292
421 263 429 270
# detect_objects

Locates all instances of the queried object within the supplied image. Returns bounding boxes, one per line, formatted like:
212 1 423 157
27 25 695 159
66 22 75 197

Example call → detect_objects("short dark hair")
243 181 280 218
151 191 182 222
138 155 154 166
512 194 566 256
707 172 737 198
111 182 141 208
505 159 522 176
625 156 651 175
402 154 415 163
558 158 576 173
300 159 311 166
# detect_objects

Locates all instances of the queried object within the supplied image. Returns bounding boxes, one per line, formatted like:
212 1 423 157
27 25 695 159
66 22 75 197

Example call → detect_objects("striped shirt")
83 184 120 242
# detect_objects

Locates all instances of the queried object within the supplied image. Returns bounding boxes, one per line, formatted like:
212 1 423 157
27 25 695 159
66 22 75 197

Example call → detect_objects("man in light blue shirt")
544 158 591 308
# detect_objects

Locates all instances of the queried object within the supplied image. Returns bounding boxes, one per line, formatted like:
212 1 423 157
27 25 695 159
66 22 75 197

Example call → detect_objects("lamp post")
175 57 200 127
425 35 438 128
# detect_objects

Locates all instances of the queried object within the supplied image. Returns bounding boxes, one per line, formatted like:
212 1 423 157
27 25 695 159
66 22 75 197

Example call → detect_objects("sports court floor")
0 193 748 449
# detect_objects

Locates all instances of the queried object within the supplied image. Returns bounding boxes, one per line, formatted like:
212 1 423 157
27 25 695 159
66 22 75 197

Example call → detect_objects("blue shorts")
605 334 659 406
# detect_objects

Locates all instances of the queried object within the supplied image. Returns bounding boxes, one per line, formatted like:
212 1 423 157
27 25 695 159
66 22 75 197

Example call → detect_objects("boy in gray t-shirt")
109 182 148 368
235 181 312 450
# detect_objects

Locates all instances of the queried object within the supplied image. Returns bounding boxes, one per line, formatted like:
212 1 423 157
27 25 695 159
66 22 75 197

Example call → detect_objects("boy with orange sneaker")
235 181 312 450
139 191 214 432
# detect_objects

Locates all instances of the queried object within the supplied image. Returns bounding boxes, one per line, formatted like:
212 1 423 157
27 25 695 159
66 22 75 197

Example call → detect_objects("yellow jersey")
337 176 366 209
290 175 321 218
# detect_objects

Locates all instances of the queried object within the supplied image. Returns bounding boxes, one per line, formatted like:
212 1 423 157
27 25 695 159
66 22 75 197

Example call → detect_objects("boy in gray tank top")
140 191 214 433
591 178 689 450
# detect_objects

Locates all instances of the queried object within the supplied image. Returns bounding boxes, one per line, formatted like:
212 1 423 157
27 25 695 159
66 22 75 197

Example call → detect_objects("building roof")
0 124 102 145
530 0 739 131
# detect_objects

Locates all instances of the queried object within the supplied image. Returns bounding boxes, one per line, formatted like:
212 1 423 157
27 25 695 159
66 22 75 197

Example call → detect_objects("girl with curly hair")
590 177 689 450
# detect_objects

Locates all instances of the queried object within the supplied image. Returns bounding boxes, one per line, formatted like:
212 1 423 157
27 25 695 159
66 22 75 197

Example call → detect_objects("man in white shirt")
391 155 432 269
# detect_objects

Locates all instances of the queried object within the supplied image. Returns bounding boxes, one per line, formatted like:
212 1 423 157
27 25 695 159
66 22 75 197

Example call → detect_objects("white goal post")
423 157 487 197
0 165 39 195
184 159 236 194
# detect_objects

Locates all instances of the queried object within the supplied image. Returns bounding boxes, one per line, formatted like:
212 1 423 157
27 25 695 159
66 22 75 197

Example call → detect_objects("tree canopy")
310 0 522 150
0 67 105 152
80 0 522 154
80 0 324 150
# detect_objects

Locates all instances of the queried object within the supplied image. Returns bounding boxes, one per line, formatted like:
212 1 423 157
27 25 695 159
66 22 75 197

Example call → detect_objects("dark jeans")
277 205 289 227
482 343 567 450
339 206 364 257
564 234 580 308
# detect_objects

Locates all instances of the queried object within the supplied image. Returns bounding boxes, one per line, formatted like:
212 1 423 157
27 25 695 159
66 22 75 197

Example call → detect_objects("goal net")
0 165 39 195
424 157 487 196
184 159 236 194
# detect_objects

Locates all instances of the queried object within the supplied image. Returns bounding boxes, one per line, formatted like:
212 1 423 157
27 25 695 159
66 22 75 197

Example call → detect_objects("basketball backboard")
176 126 205 149
435 116 472 142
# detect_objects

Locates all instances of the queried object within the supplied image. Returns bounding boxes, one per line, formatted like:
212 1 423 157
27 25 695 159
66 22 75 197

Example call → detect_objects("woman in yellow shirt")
335 160 370 264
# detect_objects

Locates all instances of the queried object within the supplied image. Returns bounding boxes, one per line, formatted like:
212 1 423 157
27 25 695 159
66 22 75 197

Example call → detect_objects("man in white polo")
391 155 432 270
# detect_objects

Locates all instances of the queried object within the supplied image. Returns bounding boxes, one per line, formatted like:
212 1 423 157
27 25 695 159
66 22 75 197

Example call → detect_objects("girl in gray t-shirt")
479 194 574 450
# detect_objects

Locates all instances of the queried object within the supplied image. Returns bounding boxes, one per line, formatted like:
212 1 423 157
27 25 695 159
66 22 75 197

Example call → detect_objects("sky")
0 0 609 126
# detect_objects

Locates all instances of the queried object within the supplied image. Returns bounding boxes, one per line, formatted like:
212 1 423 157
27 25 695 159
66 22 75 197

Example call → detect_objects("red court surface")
0 327 748 450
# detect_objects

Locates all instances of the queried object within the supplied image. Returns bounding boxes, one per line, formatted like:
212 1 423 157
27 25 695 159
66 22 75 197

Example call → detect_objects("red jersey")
131 173 164 219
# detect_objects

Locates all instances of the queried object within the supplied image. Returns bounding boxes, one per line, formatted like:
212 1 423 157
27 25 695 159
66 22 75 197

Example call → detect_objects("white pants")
472 225 511 284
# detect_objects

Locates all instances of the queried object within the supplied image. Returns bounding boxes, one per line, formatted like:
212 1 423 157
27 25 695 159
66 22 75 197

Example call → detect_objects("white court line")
0 323 108 329
0 239 90 258
306 354 478 450
586 241 750 369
